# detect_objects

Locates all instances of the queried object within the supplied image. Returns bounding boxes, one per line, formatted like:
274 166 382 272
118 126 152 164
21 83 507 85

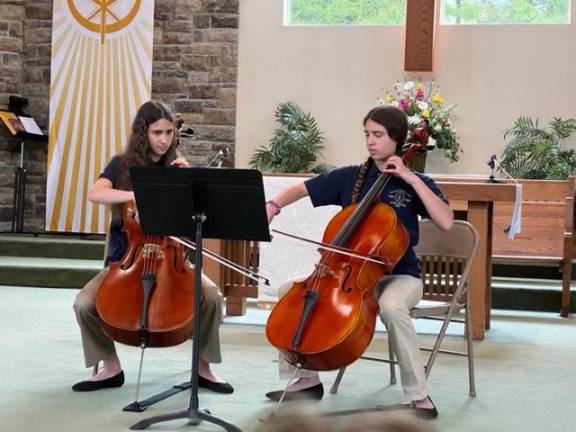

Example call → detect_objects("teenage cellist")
72 101 233 394
264 106 453 419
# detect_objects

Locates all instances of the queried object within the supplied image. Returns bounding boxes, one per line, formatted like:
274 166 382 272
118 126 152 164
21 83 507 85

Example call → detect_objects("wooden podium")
433 177 518 339
203 239 260 316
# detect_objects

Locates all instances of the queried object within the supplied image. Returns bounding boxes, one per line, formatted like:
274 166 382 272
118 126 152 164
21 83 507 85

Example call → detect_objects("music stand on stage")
128 167 271 432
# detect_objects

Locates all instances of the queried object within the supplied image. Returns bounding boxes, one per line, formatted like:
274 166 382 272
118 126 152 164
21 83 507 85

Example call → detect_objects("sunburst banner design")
46 0 154 233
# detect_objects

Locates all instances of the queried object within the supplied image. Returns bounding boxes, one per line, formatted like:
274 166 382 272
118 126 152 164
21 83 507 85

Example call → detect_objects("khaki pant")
277 274 427 401
74 268 223 368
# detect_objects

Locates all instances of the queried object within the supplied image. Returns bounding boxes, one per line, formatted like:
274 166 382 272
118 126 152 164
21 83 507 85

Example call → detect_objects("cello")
266 144 424 372
95 114 196 348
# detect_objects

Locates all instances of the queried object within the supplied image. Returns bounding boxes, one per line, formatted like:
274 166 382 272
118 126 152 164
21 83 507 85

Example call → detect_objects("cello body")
266 202 409 371
95 202 195 348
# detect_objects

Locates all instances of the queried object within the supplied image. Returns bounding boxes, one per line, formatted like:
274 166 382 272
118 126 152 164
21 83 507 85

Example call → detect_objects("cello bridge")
314 263 336 278
142 244 165 260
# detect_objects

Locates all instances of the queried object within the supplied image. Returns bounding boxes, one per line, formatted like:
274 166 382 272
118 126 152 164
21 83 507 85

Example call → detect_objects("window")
441 0 571 25
285 0 407 26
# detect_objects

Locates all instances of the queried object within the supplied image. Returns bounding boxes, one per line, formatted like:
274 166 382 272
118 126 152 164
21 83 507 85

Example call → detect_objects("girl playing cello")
72 101 233 394
264 106 453 418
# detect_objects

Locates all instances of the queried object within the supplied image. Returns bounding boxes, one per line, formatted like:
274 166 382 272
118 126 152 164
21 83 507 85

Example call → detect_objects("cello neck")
331 172 391 247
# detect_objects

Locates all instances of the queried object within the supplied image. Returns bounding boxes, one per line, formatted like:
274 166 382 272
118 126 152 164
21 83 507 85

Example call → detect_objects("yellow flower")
432 93 444 105
385 94 396 103
422 109 431 119
415 81 424 91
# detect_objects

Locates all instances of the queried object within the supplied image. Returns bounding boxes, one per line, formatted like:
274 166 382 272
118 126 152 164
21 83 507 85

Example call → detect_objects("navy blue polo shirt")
304 163 447 278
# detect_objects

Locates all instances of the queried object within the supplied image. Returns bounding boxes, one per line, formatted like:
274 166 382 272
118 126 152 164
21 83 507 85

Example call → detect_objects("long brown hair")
115 101 175 188
352 106 409 203
112 101 175 218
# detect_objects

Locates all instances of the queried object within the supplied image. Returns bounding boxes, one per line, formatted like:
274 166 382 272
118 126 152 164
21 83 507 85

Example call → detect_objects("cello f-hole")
340 264 353 293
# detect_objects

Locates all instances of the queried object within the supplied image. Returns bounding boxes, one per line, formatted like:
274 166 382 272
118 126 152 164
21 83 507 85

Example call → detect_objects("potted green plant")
249 102 331 173
499 116 576 179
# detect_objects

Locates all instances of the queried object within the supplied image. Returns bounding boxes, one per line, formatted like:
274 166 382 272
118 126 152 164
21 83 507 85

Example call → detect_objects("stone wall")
0 0 239 232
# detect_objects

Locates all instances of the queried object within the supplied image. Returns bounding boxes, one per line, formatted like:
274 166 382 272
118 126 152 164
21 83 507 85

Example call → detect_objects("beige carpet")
1 285 575 432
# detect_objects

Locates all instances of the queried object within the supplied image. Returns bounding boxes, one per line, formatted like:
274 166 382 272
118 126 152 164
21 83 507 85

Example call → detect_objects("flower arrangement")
379 79 462 163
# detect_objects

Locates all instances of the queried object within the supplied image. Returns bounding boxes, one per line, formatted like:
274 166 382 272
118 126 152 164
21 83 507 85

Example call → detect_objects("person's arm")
409 176 454 231
87 178 135 205
383 155 454 231
265 182 309 223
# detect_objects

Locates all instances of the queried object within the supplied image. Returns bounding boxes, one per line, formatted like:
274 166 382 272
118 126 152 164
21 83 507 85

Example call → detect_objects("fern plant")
499 116 576 179
249 102 331 173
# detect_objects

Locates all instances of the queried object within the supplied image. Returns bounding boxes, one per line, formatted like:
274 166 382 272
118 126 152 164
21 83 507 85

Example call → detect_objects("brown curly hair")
112 101 175 218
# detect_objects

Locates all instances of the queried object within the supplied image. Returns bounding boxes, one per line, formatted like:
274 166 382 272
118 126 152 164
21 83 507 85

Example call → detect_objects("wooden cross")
405 0 436 71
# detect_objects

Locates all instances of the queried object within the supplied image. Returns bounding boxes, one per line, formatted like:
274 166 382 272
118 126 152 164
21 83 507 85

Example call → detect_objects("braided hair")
351 106 409 203
351 157 372 204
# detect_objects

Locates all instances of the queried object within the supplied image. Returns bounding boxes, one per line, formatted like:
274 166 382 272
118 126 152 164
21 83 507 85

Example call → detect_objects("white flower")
417 101 429 111
408 114 422 125
390 100 400 108
434 124 442 132
403 81 415 91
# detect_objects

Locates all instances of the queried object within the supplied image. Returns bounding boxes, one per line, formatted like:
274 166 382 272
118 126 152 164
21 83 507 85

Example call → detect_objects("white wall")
236 0 576 175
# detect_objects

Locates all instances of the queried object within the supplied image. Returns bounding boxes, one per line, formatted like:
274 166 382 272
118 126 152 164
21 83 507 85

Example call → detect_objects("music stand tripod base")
130 407 242 431
123 381 192 412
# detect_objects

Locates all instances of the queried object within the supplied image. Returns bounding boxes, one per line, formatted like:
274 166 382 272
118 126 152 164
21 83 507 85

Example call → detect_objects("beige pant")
277 274 427 401
74 268 223 368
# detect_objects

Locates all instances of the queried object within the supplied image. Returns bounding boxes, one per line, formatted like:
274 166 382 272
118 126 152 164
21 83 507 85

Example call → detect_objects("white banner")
46 0 154 233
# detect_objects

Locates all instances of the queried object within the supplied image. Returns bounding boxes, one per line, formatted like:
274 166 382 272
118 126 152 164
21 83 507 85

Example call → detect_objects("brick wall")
0 0 239 232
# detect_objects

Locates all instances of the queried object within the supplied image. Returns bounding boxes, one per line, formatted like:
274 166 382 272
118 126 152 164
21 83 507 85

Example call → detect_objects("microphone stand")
207 146 230 168
486 154 503 183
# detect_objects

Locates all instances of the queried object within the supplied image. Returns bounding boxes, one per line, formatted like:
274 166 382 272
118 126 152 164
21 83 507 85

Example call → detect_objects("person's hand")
266 205 277 224
171 157 190 168
266 201 282 224
382 155 416 184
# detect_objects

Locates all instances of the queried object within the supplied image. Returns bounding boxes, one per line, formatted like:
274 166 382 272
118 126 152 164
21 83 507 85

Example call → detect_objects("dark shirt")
304 163 448 278
99 155 166 265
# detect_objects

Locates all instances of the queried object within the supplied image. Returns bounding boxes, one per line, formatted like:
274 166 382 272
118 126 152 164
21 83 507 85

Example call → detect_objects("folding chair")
330 219 479 397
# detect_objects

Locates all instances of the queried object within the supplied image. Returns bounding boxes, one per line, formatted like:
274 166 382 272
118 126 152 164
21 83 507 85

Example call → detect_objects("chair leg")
92 362 99 376
560 257 571 318
330 367 347 394
425 309 454 378
465 306 477 397
388 337 397 385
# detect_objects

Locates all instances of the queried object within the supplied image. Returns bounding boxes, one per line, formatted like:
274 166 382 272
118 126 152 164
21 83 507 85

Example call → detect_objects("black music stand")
128 167 271 432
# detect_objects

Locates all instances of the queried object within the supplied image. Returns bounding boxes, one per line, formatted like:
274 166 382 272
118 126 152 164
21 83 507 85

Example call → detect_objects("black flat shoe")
72 371 125 392
411 397 438 419
198 375 234 394
265 383 324 402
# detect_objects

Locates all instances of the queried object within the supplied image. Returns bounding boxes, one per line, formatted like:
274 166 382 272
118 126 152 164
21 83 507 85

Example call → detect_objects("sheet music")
18 116 43 135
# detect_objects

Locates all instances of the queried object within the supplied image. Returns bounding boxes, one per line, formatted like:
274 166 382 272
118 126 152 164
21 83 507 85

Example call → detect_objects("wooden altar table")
433 178 518 340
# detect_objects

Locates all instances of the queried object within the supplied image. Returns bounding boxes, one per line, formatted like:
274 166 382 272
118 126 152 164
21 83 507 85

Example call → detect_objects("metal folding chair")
331 219 479 397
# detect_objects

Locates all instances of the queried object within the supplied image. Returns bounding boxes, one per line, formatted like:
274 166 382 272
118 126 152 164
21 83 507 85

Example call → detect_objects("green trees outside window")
287 0 406 25
442 0 570 25
286 0 570 26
